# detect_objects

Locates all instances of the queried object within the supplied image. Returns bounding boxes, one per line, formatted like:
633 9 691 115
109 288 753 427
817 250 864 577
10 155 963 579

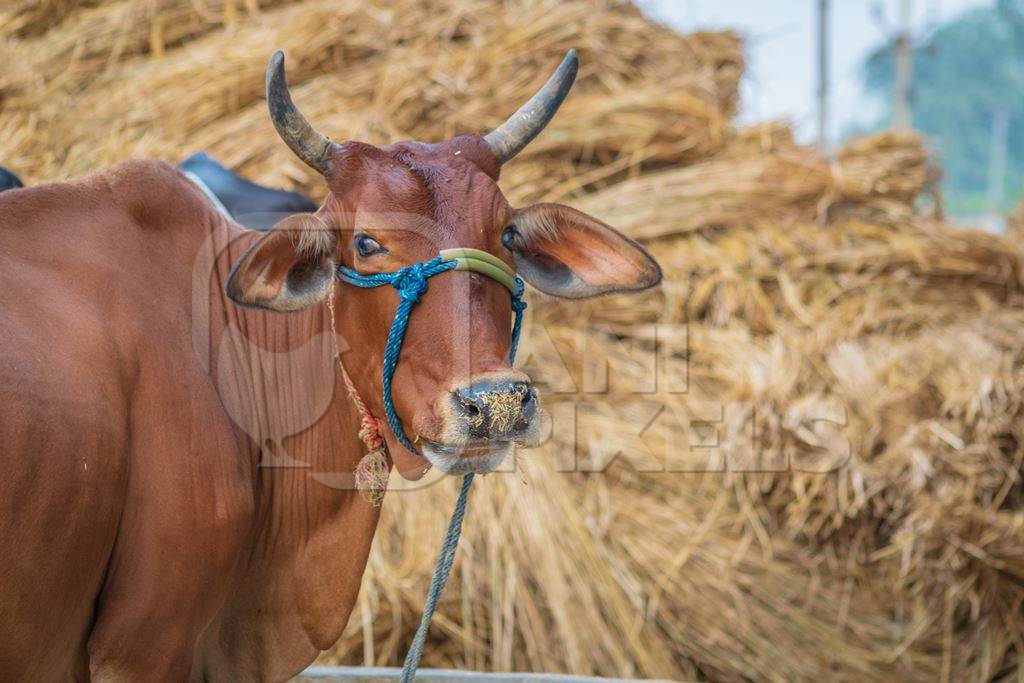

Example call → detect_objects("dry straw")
0 0 741 199
3 1 1023 681
1010 196 1024 238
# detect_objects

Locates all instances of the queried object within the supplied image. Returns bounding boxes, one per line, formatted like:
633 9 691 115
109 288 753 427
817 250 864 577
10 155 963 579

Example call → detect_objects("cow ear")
226 213 337 311
507 203 661 299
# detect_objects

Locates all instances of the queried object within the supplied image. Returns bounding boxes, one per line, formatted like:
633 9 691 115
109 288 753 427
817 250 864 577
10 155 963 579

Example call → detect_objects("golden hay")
570 130 938 242
518 138 1024 679
834 129 942 212
1 0 291 98
1009 196 1024 238
0 0 100 38
3 1 1023 681
0 0 741 201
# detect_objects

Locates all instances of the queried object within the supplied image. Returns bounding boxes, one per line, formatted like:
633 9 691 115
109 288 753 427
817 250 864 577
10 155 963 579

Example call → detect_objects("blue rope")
338 257 457 453
337 256 526 454
509 281 526 365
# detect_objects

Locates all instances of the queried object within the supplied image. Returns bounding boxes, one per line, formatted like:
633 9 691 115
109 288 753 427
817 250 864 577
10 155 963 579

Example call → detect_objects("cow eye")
501 225 518 250
355 233 386 257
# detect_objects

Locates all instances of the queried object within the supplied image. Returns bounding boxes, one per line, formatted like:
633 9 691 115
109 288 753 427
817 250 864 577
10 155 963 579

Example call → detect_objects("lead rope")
331 285 473 681
399 471 474 682
331 252 526 681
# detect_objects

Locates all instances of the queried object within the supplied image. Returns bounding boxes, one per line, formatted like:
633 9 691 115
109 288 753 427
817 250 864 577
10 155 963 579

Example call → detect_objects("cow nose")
452 379 537 439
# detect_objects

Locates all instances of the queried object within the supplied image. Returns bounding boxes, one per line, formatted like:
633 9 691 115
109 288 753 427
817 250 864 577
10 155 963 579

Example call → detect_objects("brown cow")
0 50 659 681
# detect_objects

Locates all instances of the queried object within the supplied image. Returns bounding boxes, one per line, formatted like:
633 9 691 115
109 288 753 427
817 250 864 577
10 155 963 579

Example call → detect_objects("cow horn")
266 50 335 175
483 49 579 164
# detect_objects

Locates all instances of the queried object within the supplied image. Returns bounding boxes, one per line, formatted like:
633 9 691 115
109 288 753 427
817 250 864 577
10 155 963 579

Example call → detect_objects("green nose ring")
438 247 518 294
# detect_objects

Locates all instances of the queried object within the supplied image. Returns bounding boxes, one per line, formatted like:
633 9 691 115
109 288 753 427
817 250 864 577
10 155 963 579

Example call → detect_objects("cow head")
226 50 661 478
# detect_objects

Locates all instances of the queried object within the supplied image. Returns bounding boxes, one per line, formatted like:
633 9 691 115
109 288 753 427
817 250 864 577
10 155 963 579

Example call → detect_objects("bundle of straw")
833 129 941 217
1 0 293 99
517 128 1024 679
1009 196 1024 237
0 0 741 202
0 0 100 38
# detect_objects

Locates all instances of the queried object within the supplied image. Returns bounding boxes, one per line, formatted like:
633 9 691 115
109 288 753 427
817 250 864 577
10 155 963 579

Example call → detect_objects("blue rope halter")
336 248 527 455
337 247 526 680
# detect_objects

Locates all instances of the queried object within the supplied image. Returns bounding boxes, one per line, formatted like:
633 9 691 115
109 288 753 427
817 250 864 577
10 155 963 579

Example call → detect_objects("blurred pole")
987 107 1010 213
893 0 913 128
816 0 830 149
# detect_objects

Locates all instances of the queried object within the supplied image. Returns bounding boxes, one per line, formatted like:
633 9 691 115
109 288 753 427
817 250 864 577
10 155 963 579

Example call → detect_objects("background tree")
863 2 1024 214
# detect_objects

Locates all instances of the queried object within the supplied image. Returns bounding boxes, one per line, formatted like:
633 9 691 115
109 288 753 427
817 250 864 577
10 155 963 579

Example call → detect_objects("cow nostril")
452 382 535 436
454 390 485 422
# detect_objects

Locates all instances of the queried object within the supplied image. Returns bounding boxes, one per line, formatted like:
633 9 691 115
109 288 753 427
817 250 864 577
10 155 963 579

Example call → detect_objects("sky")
637 0 993 147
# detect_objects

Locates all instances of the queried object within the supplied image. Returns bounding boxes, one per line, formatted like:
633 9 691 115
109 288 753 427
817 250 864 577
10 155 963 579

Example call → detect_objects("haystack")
1010 196 1024 238
0 0 741 203
3 1 1023 681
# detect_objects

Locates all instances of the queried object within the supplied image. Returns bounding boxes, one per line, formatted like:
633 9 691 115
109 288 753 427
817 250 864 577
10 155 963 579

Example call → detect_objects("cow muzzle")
420 375 543 475
452 377 538 440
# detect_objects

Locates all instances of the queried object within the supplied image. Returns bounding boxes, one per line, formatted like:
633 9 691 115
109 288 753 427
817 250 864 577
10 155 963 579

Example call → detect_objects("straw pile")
0 0 741 202
4 1 1023 681
1009 197 1024 238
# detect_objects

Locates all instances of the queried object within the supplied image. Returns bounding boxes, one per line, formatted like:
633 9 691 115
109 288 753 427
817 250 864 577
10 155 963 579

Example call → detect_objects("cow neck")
327 280 390 505
210 227 382 546
210 244 384 666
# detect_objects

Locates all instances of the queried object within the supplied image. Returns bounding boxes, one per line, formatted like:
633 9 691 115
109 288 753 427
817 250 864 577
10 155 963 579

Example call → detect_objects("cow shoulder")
100 159 226 232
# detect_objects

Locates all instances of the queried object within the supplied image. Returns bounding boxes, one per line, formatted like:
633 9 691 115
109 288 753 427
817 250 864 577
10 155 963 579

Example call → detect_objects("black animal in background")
0 168 23 191
178 152 317 231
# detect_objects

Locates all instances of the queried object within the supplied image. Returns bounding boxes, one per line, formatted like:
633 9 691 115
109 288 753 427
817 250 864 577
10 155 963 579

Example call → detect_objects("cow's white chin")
421 441 512 475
